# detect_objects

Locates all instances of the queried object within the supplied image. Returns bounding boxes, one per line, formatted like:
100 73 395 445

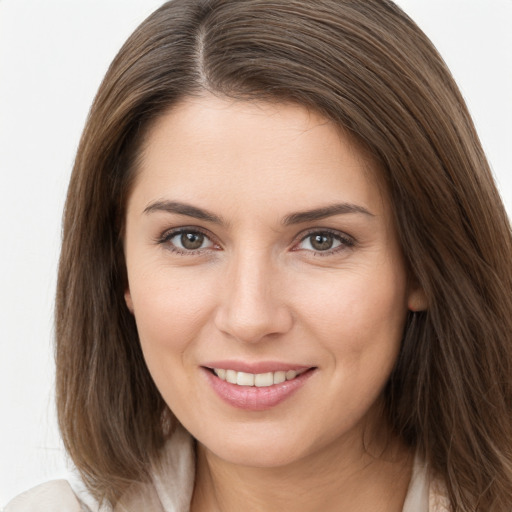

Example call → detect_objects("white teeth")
237 371 255 386
286 370 297 380
213 368 305 387
226 369 237 384
273 371 286 384
254 372 273 387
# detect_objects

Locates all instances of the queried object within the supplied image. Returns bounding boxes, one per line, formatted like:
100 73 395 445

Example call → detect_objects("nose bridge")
214 245 292 343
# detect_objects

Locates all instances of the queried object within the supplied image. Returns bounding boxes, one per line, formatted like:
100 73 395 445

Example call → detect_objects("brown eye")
310 233 334 251
164 230 215 252
181 232 205 250
296 231 352 253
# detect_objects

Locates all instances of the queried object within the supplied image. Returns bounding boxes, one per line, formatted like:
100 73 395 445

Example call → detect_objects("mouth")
202 363 316 411
209 367 310 387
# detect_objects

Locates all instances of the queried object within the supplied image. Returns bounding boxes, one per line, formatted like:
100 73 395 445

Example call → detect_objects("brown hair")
56 0 512 509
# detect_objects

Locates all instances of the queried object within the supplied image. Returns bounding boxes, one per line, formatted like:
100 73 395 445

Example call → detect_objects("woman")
6 0 512 510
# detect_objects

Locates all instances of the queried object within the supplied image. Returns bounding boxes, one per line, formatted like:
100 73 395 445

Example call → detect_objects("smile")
203 364 316 411
213 368 306 387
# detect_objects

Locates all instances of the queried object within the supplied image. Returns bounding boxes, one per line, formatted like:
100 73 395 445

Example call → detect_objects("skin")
123 94 427 511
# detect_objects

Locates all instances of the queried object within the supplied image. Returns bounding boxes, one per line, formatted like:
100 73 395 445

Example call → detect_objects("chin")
209 441 304 469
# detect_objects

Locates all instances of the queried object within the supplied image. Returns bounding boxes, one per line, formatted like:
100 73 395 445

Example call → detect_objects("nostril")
213 302 294 344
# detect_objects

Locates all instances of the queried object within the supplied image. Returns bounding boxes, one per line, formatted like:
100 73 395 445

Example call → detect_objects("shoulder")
3 480 94 512
428 476 451 512
3 426 194 512
403 454 451 512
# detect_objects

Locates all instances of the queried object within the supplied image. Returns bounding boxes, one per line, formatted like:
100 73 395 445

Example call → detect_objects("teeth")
226 369 237 384
286 370 297 380
273 371 286 384
254 372 273 387
213 368 305 387
215 368 226 380
237 371 255 386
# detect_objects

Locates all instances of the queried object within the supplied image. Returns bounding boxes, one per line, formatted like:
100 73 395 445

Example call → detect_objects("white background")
0 0 511 505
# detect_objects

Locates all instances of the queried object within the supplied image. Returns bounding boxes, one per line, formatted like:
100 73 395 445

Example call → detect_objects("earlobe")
124 289 134 314
407 285 427 312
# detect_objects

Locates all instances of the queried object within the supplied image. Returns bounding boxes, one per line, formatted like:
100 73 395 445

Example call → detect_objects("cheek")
128 268 219 418
295 270 407 335
292 264 408 359
128 266 217 365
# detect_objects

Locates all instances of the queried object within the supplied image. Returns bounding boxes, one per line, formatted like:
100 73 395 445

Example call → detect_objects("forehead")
130 94 387 218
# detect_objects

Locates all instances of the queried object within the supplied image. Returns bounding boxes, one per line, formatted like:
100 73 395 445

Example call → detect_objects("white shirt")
4 426 449 511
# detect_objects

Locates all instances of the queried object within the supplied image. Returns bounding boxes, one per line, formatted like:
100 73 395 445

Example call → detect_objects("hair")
55 0 512 509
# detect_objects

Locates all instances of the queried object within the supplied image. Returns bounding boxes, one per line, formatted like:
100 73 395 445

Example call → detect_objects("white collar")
151 425 195 512
151 428 430 512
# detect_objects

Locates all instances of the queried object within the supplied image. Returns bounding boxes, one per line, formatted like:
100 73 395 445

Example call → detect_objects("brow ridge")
143 200 372 226
143 200 224 224
283 203 374 225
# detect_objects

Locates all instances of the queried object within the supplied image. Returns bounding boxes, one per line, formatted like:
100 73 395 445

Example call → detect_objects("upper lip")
202 360 314 374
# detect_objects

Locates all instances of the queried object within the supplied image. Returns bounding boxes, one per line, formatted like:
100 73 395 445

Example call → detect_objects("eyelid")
292 228 355 254
154 225 355 256
156 226 221 253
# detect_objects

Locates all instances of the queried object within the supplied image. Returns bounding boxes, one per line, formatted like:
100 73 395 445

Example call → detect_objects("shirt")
4 426 450 511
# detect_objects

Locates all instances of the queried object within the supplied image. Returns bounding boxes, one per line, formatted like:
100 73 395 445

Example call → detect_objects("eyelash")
294 228 355 256
156 227 219 255
156 227 355 256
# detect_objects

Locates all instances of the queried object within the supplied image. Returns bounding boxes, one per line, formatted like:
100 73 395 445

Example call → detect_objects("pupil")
181 232 204 250
311 233 333 251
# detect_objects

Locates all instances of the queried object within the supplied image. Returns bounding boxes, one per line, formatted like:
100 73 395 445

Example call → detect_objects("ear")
124 288 134 314
407 282 427 312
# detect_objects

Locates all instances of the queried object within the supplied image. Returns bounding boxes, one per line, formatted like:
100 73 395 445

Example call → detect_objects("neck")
190 427 413 512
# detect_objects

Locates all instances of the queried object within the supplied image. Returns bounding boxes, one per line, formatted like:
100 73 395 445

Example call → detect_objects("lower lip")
202 368 315 411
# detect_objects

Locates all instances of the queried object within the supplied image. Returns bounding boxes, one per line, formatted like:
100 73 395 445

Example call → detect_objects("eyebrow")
143 200 373 225
143 200 225 224
283 203 374 225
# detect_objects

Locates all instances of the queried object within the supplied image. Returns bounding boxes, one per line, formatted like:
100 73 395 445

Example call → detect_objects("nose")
213 250 293 344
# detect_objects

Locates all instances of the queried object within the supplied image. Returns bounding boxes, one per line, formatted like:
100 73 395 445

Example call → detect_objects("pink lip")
201 365 316 411
203 360 311 374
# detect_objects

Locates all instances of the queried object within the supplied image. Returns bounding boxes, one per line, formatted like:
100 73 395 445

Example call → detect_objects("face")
123 95 425 468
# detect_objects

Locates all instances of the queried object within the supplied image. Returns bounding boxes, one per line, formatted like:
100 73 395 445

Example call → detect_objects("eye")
295 230 354 254
160 228 216 253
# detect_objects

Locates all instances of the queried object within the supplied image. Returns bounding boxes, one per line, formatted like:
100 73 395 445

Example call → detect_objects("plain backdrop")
1 0 511 505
